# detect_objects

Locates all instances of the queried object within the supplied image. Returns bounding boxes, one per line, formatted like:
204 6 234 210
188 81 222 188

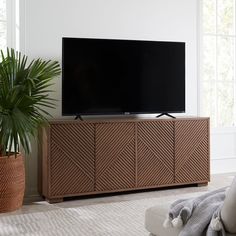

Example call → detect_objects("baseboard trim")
211 158 236 174
211 156 236 161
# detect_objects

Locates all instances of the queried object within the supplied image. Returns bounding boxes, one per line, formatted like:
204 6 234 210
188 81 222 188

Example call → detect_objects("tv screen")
62 37 185 116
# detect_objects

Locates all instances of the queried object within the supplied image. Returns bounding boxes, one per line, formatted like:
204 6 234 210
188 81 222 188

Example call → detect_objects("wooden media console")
39 117 210 203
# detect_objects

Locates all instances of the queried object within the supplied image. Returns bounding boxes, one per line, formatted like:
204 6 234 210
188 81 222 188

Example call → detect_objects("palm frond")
0 48 61 155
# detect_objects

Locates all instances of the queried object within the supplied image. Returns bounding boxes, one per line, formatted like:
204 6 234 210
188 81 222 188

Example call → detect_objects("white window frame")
6 0 16 48
5 0 23 51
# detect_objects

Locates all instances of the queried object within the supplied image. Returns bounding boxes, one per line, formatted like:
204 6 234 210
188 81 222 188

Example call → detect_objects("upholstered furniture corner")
145 176 236 236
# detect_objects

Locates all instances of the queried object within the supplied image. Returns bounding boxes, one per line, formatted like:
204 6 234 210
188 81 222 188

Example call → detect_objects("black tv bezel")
62 37 186 116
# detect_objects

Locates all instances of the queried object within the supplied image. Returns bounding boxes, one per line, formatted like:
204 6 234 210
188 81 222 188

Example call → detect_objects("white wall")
21 0 199 199
23 0 198 117
211 128 236 174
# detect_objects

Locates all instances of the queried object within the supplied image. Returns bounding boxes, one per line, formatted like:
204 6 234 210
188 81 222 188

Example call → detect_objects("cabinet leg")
197 182 208 187
46 198 64 203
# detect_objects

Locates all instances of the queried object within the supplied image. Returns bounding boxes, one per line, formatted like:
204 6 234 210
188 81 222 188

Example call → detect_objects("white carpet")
0 192 204 236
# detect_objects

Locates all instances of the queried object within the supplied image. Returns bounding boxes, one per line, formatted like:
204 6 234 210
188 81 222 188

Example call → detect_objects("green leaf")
0 48 61 155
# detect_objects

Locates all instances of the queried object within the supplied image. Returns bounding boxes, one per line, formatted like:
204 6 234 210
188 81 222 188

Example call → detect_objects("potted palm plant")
0 48 61 212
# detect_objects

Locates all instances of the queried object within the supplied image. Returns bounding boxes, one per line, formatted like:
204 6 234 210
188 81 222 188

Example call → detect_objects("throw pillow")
221 175 236 233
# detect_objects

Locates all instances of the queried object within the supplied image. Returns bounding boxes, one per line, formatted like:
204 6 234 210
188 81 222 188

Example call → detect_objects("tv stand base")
46 197 64 204
197 182 208 187
75 115 83 121
156 113 176 119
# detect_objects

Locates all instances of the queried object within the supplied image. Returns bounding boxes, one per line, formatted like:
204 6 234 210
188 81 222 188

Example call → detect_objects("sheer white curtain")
0 0 19 51
0 0 7 49
200 0 236 127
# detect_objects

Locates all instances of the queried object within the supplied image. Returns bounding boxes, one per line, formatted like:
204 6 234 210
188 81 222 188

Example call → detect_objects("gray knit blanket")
164 187 228 236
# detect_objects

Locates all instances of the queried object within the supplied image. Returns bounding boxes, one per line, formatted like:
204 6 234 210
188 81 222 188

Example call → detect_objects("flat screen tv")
62 37 185 116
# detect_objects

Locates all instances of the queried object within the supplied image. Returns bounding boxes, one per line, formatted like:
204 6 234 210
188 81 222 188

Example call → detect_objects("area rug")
0 192 204 236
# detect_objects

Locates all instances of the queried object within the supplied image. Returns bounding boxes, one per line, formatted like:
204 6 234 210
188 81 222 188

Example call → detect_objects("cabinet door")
174 119 210 184
95 122 136 191
49 123 95 197
137 121 175 187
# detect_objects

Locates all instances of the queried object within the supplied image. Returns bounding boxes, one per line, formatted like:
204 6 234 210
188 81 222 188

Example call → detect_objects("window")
0 0 6 49
0 0 19 51
201 0 236 127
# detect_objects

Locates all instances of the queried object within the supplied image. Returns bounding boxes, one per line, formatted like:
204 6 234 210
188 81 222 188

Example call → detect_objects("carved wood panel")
41 118 210 202
49 123 95 196
95 122 136 191
137 121 175 187
175 120 210 183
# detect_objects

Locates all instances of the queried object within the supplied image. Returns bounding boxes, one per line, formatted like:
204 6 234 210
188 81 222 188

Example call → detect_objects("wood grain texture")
137 121 175 187
174 119 210 183
95 122 136 191
49 123 95 196
40 118 210 202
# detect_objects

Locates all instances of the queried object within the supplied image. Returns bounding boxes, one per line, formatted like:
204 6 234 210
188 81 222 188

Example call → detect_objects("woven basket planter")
0 153 25 213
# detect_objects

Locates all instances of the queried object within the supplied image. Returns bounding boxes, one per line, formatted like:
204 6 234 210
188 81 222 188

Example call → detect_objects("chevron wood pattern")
95 122 136 191
137 121 175 187
175 120 210 183
49 123 95 196
41 118 210 202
